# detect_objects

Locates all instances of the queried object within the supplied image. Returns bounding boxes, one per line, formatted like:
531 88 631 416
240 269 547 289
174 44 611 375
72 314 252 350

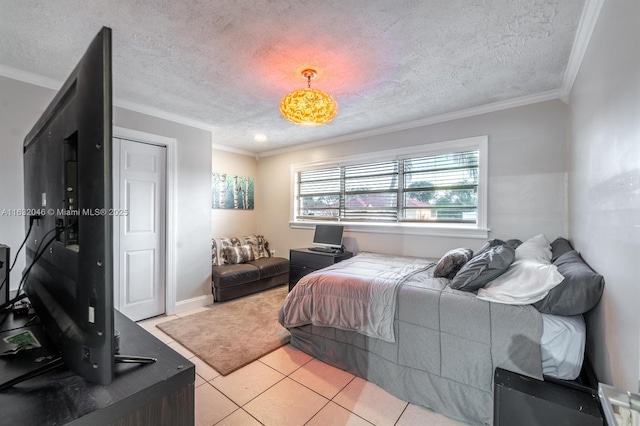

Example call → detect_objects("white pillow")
476 259 564 305
514 234 552 263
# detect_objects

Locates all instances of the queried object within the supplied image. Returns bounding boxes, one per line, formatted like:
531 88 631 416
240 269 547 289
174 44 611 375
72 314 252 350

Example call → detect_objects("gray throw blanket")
281 252 435 342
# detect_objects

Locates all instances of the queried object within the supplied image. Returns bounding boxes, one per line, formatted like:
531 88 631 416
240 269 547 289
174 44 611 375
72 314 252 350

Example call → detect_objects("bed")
278 237 603 425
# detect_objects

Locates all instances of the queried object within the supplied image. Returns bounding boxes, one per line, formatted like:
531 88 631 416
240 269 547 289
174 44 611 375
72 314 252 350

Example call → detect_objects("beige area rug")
157 285 290 375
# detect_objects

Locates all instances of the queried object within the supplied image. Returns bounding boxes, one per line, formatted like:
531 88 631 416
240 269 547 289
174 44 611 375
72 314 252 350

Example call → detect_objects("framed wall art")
212 173 254 209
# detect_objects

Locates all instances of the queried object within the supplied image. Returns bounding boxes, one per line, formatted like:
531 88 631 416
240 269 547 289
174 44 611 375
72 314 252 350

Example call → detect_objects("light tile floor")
138 309 468 426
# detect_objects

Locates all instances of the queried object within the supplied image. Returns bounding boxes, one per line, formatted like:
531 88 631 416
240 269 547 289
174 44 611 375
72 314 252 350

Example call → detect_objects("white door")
113 138 166 321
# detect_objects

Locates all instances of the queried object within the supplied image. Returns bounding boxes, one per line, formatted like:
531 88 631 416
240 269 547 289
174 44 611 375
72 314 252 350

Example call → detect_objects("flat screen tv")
312 224 344 249
19 27 115 385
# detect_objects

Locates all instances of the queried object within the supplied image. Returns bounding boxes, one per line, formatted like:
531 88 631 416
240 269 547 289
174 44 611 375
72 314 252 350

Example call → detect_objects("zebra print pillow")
223 244 255 264
212 234 271 266
212 237 237 266
239 234 271 259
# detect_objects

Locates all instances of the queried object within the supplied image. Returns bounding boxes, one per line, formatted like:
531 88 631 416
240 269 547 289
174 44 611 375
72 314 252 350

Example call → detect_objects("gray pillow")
533 250 604 315
473 239 506 258
450 244 515 292
505 239 523 249
433 248 474 279
550 237 573 262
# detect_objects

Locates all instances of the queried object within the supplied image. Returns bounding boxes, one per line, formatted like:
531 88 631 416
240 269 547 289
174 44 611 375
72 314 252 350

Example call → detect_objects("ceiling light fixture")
280 69 338 126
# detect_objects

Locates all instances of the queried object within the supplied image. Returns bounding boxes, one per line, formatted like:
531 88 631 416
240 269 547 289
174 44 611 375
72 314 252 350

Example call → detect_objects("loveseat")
211 235 289 302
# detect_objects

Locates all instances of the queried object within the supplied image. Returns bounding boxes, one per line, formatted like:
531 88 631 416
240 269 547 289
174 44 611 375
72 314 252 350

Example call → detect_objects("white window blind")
344 161 398 221
297 167 341 219
403 151 478 223
296 150 479 224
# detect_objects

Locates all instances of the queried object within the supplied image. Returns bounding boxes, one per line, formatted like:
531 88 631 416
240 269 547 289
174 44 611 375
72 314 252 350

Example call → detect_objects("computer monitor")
312 224 344 249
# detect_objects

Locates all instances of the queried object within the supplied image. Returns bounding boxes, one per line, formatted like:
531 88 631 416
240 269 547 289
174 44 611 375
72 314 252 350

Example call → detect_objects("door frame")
112 126 177 316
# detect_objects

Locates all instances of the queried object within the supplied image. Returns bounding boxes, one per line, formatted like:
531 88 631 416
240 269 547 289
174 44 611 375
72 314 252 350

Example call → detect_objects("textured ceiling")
0 0 586 154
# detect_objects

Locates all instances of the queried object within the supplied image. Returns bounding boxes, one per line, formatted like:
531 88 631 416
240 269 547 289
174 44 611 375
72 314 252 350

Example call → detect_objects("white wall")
568 0 640 391
258 100 569 259
113 108 212 303
0 76 212 306
0 76 55 291
211 149 258 238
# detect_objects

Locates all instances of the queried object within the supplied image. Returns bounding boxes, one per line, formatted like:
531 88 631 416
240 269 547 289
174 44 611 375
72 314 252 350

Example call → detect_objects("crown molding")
258 89 561 157
559 0 604 101
0 61 569 160
210 139 257 158
0 64 61 90
113 98 217 133
0 64 260 157
115 100 256 157
0 63 221 133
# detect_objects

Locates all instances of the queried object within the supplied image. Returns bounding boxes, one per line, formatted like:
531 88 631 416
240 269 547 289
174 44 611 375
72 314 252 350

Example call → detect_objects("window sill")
289 221 490 239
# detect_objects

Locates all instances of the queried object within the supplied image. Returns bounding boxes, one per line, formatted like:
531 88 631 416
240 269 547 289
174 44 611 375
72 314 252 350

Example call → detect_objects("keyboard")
308 247 340 254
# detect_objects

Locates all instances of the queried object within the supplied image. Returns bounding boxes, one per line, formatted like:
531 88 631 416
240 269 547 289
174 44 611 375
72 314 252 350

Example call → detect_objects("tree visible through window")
296 150 479 224
403 151 478 222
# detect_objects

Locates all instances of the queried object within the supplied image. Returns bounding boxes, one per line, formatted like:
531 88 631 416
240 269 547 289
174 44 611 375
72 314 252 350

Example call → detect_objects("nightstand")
289 248 353 291
494 367 603 425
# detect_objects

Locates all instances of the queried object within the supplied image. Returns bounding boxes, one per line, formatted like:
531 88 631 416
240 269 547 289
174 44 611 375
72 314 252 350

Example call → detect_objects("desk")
0 310 195 425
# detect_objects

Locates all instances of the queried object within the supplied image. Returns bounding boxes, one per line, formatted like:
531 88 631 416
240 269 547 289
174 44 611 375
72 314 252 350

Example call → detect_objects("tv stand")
0 321 159 392
0 310 195 425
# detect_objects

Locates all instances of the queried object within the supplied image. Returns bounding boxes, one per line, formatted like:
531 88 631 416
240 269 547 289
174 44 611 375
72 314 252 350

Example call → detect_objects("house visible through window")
293 136 487 231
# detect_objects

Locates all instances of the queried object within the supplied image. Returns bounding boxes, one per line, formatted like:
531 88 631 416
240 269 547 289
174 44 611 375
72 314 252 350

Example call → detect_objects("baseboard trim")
173 294 213 315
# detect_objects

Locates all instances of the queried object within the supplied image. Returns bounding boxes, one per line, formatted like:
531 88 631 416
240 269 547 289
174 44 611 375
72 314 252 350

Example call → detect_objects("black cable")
0 216 38 299
16 227 64 296
2 221 72 311
0 234 58 314
0 310 9 328
10 216 38 272
0 313 39 332
0 275 6 296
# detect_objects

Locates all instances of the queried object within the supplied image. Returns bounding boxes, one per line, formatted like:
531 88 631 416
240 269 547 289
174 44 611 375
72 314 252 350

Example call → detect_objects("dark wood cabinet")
289 248 353 290
0 310 195 425
494 367 603 426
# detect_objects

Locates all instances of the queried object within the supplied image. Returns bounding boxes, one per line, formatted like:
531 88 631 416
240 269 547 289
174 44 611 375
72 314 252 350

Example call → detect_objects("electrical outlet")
270 249 276 256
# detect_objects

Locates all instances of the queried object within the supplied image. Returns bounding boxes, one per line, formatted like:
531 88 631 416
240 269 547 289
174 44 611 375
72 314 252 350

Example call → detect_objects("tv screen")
312 224 344 249
20 27 114 385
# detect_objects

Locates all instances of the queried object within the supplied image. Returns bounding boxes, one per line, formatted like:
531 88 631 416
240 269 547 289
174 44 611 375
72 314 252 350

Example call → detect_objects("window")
402 151 478 223
292 136 488 237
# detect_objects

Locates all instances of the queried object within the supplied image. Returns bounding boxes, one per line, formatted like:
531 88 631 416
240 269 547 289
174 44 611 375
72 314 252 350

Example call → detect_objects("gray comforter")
281 252 433 342
278 252 544 425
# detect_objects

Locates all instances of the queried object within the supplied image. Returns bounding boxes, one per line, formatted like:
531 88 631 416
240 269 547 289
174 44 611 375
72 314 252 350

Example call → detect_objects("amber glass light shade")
280 69 338 126
280 88 338 126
